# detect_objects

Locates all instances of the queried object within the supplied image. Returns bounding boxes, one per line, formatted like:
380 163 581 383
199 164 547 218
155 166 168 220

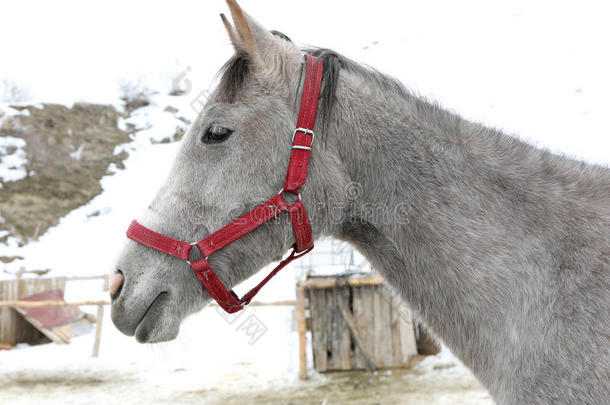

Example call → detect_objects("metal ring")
278 188 302 201
186 242 207 265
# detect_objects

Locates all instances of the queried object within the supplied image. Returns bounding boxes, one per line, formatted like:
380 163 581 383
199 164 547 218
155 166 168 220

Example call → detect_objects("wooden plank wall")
308 283 417 372
309 288 327 371
0 277 67 345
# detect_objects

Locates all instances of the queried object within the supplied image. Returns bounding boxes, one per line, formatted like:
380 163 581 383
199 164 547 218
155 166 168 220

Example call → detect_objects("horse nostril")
110 270 124 301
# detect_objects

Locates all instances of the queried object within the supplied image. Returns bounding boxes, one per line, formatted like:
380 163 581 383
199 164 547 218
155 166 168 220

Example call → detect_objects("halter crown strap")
283 55 324 194
126 55 322 314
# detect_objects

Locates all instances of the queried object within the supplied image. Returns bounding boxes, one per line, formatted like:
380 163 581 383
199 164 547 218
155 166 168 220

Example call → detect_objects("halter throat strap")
126 55 323 313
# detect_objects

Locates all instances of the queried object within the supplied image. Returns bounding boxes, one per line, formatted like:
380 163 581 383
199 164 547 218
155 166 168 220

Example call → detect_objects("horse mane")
215 31 452 134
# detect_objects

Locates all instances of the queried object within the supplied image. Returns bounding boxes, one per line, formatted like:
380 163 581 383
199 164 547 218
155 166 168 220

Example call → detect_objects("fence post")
103 275 110 292
92 304 104 357
296 283 307 380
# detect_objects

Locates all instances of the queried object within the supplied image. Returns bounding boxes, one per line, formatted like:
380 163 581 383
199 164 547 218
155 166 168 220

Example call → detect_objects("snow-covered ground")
1 1 609 404
0 107 32 185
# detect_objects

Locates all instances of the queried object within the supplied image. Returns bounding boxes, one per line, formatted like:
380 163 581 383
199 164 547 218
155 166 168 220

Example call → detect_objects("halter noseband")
125 55 323 313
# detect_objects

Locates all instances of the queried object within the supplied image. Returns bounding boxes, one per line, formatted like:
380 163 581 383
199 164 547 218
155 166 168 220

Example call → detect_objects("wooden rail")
65 275 109 281
300 276 384 290
0 298 296 357
0 300 110 307
0 299 295 308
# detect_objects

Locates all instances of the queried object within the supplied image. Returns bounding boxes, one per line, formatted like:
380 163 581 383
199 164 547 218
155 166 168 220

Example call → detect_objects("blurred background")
0 1 608 404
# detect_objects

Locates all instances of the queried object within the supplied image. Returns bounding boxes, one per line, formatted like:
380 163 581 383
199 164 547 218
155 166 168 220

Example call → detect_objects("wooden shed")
0 276 68 346
296 274 419 377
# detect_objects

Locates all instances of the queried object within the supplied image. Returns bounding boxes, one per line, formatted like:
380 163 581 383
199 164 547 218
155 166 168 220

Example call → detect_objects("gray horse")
110 1 609 404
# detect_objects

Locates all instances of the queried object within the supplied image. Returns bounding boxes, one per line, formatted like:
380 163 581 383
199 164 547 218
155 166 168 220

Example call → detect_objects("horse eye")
202 125 233 144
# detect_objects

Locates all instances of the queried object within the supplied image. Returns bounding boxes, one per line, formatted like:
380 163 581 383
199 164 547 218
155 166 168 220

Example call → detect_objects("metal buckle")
292 127 315 151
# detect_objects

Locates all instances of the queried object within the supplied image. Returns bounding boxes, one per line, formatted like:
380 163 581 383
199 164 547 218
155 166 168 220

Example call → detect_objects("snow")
1 299 304 390
0 105 34 186
1 0 609 403
120 94 195 144
69 144 85 160
0 135 28 184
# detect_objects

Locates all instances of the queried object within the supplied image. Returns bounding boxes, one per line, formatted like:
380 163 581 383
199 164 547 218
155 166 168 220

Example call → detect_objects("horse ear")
222 0 259 62
221 0 301 89
220 13 242 54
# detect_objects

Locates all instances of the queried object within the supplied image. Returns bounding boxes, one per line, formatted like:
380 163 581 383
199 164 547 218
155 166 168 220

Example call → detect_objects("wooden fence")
0 275 108 349
1 273 294 358
2 273 427 374
296 276 419 379
0 299 109 356
0 277 69 345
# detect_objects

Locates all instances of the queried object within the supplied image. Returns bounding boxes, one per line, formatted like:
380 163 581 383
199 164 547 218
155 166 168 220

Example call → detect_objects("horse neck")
325 69 585 398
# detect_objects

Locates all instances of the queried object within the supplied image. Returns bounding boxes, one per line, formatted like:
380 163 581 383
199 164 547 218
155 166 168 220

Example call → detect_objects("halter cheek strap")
126 55 323 313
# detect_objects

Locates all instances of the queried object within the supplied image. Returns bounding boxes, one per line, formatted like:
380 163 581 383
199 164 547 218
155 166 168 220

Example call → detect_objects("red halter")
126 55 323 313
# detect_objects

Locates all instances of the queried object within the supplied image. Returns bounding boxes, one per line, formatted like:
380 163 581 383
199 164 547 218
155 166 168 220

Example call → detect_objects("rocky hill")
0 103 130 248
